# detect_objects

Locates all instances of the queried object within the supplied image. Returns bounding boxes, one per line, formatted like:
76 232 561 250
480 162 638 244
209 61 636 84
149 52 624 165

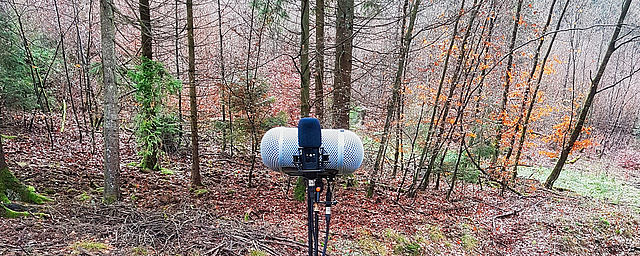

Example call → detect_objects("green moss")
160 168 174 175
426 225 444 242
70 241 109 252
1 204 29 218
103 195 117 204
0 192 9 204
394 241 421 256
249 250 267 256
130 246 149 255
76 192 91 202
193 189 208 196
0 167 51 216
461 233 477 251
293 177 306 202
357 235 388 256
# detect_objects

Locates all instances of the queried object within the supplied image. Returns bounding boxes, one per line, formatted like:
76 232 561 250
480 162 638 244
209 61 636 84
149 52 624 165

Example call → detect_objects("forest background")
0 0 639 255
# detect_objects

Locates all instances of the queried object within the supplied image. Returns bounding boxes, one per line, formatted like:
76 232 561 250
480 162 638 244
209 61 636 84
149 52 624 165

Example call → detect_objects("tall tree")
300 0 310 117
186 0 202 187
332 0 354 129
100 0 121 203
510 0 569 181
493 0 523 164
140 0 152 59
370 0 420 197
314 0 325 121
412 0 465 195
217 0 231 155
175 0 183 137
54 0 82 141
545 0 632 188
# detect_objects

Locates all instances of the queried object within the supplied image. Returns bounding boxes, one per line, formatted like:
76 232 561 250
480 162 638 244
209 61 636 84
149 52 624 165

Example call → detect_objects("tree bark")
140 0 152 60
216 0 229 154
300 0 311 117
186 0 202 187
314 0 325 121
54 0 82 142
412 0 465 195
100 0 121 204
0 137 6 171
369 0 420 197
510 0 569 181
545 0 632 188
493 0 523 164
175 0 183 140
332 0 354 129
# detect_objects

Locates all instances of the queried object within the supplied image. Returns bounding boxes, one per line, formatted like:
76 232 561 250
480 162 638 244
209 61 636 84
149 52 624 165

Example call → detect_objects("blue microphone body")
297 118 323 171
260 126 364 176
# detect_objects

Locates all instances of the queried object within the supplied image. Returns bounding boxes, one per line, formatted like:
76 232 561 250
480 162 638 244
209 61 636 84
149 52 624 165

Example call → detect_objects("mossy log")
0 167 51 218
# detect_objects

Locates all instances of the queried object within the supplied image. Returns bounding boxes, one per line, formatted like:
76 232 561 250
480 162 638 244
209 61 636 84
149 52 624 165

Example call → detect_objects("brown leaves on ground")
0 126 639 255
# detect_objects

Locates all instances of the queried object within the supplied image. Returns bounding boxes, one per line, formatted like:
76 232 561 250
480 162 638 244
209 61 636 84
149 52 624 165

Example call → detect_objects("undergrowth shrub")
129 57 181 171
442 149 480 184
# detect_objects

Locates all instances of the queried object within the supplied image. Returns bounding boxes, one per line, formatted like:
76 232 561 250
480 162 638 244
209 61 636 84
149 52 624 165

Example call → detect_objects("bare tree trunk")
216 0 228 154
332 0 354 129
493 0 523 164
370 0 419 197
545 0 632 188
0 137 6 171
100 0 121 204
216 0 233 157
53 0 82 142
300 0 311 117
175 0 183 139
510 0 569 181
10 1 54 145
186 0 202 187
446 140 464 200
140 0 152 60
411 0 465 195
244 0 256 187
73 1 96 151
314 0 325 121
417 0 479 192
246 0 271 188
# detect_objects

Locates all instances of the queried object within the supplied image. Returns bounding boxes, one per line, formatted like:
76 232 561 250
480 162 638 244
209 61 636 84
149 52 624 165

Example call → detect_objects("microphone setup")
260 117 364 256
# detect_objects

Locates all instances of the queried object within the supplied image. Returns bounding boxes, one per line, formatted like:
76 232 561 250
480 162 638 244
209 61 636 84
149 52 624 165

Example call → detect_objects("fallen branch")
494 199 544 219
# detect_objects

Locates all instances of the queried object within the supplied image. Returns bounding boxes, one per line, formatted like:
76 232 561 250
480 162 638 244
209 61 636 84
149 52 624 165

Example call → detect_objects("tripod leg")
307 178 315 256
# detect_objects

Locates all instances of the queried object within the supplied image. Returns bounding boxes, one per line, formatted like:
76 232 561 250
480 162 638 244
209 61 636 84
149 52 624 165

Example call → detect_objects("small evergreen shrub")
128 57 182 171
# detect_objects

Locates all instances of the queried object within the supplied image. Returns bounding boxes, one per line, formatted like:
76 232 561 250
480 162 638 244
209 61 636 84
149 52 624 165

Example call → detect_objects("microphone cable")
321 178 334 256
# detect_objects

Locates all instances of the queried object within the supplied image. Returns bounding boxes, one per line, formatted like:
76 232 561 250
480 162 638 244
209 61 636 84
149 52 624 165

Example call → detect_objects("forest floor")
1 122 640 255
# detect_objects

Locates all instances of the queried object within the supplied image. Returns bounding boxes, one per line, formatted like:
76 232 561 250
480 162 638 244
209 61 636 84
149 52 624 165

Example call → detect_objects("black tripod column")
307 178 316 256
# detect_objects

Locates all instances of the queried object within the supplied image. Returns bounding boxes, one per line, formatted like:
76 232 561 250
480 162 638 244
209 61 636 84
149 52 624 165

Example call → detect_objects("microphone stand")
296 145 335 256
306 177 316 256
305 176 336 256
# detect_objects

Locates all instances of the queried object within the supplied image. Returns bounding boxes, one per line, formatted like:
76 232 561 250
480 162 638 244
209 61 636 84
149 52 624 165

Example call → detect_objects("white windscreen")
260 127 364 175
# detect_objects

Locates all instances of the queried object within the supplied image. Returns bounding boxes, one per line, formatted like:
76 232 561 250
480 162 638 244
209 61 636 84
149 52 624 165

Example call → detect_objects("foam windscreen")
260 127 364 175
298 117 322 148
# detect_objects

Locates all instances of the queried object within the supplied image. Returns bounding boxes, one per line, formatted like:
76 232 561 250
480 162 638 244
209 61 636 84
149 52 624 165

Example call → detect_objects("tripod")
305 176 336 256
